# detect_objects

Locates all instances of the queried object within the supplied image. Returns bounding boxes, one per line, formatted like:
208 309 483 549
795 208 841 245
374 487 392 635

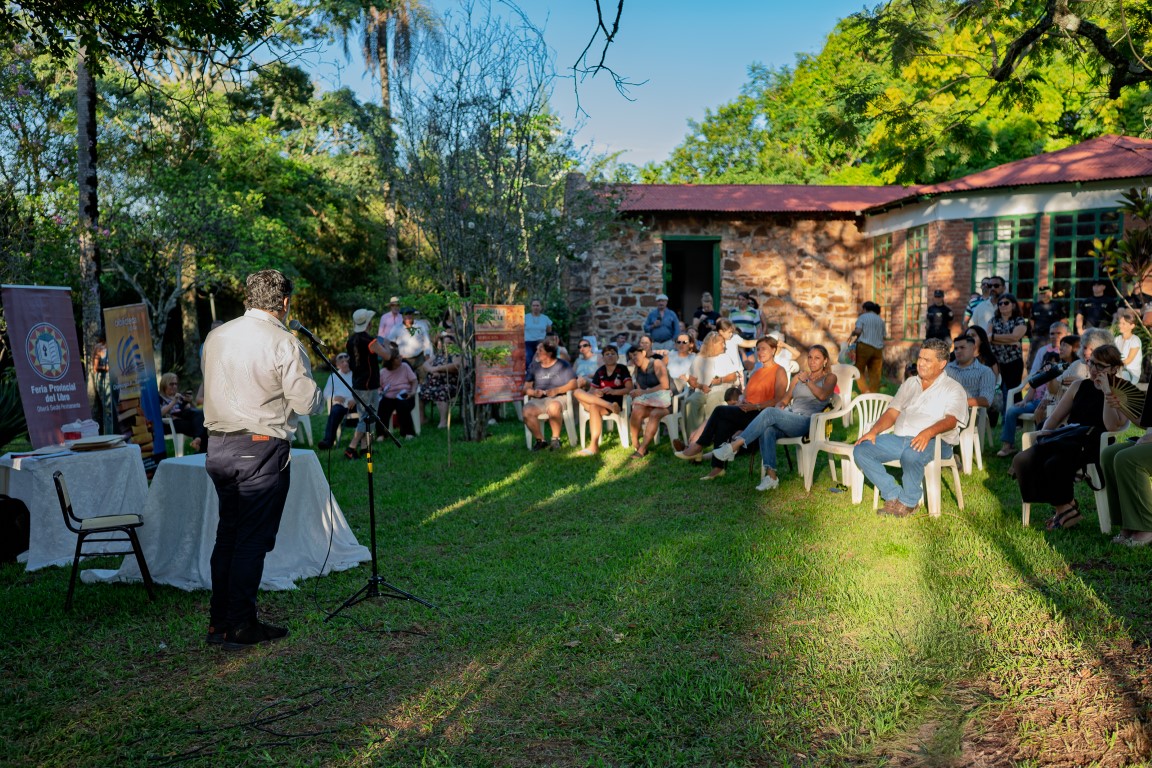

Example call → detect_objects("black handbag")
1032 423 1103 490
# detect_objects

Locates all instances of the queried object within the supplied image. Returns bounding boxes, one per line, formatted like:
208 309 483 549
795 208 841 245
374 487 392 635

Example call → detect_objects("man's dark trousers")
206 434 292 629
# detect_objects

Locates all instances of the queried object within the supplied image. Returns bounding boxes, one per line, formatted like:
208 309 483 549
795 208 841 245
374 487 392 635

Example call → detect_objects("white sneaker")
712 442 735 462
756 474 779 492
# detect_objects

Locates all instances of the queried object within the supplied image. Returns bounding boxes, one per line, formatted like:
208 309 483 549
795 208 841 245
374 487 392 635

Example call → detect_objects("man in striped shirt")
945 335 995 408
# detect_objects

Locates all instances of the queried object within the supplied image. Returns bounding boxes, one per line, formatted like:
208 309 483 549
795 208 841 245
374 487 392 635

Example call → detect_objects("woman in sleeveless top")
1012 343 1128 530
627 346 672 458
709 345 838 489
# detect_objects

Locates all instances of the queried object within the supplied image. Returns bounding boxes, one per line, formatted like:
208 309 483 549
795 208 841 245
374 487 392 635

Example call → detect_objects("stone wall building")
566 135 1152 377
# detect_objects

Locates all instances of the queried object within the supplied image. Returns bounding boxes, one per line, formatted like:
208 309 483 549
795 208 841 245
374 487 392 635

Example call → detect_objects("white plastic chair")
295 412 314 446
658 388 686 445
807 394 893 496
831 363 862 427
1002 383 1036 444
869 434 964 518
1019 428 1127 532
958 406 985 474
578 397 630 449
522 391 578 448
163 417 186 458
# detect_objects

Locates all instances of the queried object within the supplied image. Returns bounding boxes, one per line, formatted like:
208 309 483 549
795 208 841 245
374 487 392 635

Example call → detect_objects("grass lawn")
3 412 1152 767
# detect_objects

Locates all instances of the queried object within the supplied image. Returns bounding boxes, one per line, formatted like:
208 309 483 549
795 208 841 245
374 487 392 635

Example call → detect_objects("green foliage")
1091 187 1152 301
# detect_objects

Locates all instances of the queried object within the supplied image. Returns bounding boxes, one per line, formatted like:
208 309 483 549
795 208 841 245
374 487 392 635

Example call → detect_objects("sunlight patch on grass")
421 463 533 524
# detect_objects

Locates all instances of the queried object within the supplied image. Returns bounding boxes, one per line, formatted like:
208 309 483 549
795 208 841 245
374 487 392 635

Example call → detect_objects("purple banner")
2 285 92 448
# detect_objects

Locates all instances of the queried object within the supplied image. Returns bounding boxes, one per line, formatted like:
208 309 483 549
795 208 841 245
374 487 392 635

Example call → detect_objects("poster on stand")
473 304 525 404
2 285 92 448
103 304 166 474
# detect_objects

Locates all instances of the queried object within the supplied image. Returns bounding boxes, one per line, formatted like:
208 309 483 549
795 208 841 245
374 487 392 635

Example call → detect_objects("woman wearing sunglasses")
987 293 1028 398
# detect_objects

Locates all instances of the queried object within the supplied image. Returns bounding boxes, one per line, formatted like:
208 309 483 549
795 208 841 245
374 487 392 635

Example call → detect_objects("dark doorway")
663 238 719 322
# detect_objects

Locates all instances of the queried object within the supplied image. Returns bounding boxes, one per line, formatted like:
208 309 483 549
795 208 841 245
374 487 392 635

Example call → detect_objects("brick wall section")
573 212 875 358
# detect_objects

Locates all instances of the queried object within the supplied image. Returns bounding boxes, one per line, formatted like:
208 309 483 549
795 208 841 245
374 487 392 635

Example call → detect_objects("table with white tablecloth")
87 448 370 591
0 444 148 570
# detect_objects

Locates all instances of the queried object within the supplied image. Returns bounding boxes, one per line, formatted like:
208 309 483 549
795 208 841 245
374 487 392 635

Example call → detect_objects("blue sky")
309 0 867 166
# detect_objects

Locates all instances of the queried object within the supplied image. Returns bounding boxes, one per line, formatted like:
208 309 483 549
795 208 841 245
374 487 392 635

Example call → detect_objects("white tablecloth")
0 444 147 570
87 448 370 591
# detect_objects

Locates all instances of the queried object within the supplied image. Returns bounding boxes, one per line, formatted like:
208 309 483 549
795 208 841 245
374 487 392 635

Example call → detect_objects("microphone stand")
302 336 436 619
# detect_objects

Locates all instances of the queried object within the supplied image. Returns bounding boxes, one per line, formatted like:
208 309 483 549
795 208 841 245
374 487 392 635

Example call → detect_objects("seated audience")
378 342 419 439
1011 343 1128 530
422 332 459 429
716 317 758 371
613 332 632 357
665 332 697 391
1116 308 1143 383
318 352 355 449
573 345 633 456
546 332 571 362
683 331 742 435
852 339 968 517
1102 426 1152 546
523 341 578 451
572 338 601 380
709 345 838 490
627 345 672 458
674 336 789 477
160 371 206 452
945 334 995 408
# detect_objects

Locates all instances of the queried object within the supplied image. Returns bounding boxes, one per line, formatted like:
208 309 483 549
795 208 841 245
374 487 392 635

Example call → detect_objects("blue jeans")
852 433 952 508
999 398 1038 445
736 407 812 471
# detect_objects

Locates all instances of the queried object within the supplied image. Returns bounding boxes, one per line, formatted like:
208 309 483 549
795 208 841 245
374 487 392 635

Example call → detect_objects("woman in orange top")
675 336 788 478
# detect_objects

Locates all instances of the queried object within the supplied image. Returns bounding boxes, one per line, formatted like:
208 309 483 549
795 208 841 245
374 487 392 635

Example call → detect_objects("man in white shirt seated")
318 353 355 450
852 338 969 517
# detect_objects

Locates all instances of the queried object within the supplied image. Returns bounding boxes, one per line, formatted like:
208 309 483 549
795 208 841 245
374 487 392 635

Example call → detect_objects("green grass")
3 413 1152 767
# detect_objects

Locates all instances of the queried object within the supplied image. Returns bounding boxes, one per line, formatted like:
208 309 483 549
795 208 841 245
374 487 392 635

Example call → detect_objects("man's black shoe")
531 439 548 451
318 439 332 450
222 620 289 650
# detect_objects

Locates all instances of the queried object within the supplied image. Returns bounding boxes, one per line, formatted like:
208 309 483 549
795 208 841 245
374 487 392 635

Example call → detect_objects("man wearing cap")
345 308 380 459
1076 279 1117 333
377 296 404 340
1027 285 1064 367
925 290 954 341
643 293 679 350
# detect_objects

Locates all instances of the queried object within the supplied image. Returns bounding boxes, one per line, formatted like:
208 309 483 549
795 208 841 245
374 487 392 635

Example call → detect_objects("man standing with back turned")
202 269 324 649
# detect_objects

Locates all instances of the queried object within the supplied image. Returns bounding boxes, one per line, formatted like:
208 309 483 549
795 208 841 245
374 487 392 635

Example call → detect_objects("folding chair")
52 470 156 611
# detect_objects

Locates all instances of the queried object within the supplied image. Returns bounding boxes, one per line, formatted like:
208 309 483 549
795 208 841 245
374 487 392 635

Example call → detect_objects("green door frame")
661 235 721 300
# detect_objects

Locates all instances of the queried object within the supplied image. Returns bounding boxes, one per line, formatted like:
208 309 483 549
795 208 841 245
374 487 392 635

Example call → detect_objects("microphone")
288 319 327 349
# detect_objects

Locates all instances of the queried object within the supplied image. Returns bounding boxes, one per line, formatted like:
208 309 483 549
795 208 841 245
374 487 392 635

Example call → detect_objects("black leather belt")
208 429 255 437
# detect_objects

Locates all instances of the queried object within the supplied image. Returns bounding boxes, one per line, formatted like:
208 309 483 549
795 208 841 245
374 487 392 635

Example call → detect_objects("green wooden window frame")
903 226 928 340
1048 209 1122 306
971 216 1040 301
872 234 893 338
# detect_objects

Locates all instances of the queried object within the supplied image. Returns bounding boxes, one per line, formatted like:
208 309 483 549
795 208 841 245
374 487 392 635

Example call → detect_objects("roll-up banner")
2 285 92 448
103 303 166 474
473 304 525 404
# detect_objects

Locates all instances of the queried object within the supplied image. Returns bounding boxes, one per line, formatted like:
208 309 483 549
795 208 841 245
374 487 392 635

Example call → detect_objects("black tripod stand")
301 335 436 619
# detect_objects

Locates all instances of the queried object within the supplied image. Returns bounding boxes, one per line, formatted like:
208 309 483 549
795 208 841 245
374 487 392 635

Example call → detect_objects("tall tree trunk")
376 10 400 283
179 253 201 382
76 49 103 411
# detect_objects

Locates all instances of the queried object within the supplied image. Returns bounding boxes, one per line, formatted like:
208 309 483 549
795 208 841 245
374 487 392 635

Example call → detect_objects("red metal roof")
877 134 1152 209
618 184 911 215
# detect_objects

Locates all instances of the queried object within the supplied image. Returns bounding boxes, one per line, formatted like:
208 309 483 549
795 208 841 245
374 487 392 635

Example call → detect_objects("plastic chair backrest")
851 393 893 434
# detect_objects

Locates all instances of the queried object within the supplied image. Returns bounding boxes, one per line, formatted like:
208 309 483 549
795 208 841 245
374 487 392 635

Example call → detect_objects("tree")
395 0 618 441
844 0 1152 181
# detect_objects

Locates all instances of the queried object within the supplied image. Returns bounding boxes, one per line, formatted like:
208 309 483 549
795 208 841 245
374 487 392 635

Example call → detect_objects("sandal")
629 450 648 459
1045 500 1080 531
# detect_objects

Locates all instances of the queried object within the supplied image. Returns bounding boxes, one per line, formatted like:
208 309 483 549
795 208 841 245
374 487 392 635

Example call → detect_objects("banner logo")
25 322 70 380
